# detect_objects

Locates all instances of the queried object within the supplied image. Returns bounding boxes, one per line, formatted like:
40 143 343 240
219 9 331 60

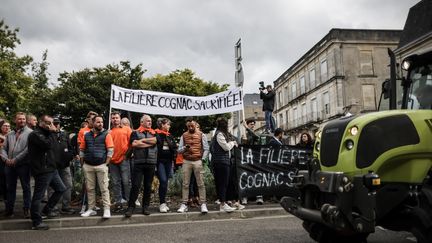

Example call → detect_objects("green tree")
52 61 146 131
0 20 34 119
140 69 230 137
30 49 55 117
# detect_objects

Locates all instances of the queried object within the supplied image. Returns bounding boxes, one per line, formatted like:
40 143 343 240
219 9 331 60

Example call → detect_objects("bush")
168 163 216 201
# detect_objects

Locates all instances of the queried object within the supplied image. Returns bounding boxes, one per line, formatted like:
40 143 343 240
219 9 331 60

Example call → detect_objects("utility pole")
235 38 244 140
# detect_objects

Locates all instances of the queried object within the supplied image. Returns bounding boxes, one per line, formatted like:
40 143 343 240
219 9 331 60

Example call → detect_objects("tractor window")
408 64 432 110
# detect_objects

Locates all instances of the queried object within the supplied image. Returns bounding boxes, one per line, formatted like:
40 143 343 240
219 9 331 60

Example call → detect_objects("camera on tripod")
259 81 265 90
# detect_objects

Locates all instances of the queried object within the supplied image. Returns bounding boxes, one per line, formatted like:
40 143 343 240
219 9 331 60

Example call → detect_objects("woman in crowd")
297 132 314 150
211 117 238 212
155 118 177 213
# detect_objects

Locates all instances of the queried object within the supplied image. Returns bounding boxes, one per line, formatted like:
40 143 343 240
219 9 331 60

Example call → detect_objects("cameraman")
259 84 276 133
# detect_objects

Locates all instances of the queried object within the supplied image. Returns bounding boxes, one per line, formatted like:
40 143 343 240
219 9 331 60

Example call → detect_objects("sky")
0 0 419 94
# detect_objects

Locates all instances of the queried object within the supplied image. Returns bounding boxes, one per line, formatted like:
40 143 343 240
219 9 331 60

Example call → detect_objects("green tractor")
280 0 432 242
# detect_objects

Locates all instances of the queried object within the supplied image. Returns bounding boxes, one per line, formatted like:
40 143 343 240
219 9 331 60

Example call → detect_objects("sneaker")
113 203 123 213
120 198 128 204
23 208 30 219
214 199 221 205
234 202 245 210
256 196 264 205
159 203 169 213
135 200 141 207
32 222 49 230
93 206 101 211
241 197 248 205
102 209 111 219
79 205 86 214
142 206 150 216
177 203 188 213
200 203 208 214
124 207 134 218
42 210 60 219
81 209 97 217
60 207 76 215
220 203 235 213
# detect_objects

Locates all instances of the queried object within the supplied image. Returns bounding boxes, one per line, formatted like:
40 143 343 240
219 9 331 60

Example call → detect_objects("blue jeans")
109 160 131 203
157 160 173 204
31 170 66 226
5 165 31 211
265 110 275 132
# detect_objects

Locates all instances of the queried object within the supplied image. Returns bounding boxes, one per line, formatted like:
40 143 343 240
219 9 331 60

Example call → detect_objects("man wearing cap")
52 117 75 214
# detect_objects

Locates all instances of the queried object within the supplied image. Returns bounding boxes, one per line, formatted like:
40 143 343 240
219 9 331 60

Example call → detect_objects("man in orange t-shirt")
109 112 132 212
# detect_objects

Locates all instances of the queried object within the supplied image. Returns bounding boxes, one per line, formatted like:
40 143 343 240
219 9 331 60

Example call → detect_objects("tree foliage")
0 20 34 119
0 19 231 137
140 69 230 137
52 61 146 131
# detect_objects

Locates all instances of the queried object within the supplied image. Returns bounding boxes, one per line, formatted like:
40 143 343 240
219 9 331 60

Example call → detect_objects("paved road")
0 215 415 243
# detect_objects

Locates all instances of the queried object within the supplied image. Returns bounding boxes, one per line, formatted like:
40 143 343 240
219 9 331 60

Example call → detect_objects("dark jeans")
5 165 31 211
128 164 155 208
226 162 239 201
157 160 173 204
213 163 231 202
265 110 275 132
0 162 6 202
31 170 66 226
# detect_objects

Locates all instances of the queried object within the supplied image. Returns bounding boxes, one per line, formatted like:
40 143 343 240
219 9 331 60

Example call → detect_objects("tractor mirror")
382 79 390 99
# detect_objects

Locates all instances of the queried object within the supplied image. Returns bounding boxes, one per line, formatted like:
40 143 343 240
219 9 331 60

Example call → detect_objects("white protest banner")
110 84 243 116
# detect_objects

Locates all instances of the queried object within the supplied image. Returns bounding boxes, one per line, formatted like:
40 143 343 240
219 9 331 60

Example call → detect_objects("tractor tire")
303 221 368 243
411 187 432 243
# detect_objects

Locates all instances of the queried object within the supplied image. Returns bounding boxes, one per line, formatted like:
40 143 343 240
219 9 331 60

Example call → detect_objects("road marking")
0 215 295 233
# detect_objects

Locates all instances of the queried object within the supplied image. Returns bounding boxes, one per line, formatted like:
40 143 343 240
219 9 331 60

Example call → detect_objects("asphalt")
0 200 285 231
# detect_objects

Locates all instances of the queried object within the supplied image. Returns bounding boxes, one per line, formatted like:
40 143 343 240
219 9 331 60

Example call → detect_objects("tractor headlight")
345 140 354 150
316 131 322 139
349 126 358 136
315 142 320 151
402 59 412 71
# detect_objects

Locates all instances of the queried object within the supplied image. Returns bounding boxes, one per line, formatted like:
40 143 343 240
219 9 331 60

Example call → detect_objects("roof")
398 0 432 49
243 93 262 106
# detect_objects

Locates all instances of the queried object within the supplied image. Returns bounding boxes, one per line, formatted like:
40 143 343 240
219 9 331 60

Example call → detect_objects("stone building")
273 28 401 144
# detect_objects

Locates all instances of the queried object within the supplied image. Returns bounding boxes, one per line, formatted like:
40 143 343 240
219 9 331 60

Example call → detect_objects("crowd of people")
0 110 314 231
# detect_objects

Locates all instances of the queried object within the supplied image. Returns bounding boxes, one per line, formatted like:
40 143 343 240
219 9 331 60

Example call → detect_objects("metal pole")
235 38 244 140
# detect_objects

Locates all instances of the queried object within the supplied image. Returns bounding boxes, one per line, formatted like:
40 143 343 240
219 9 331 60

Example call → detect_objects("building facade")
273 29 401 145
229 93 265 139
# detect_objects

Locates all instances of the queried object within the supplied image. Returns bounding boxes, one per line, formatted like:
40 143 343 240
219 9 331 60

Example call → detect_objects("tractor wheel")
302 221 368 243
411 187 432 243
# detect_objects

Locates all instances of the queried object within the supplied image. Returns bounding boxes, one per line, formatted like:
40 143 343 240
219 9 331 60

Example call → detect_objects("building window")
291 82 297 99
301 103 306 124
309 69 316 89
284 86 288 104
320 60 328 81
362 84 376 110
323 91 330 115
279 113 284 127
278 91 283 108
300 76 305 94
254 112 258 119
360 50 374 75
311 97 318 120
293 107 298 127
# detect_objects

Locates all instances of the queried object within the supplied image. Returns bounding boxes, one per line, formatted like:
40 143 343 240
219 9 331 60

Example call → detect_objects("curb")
0 207 287 231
